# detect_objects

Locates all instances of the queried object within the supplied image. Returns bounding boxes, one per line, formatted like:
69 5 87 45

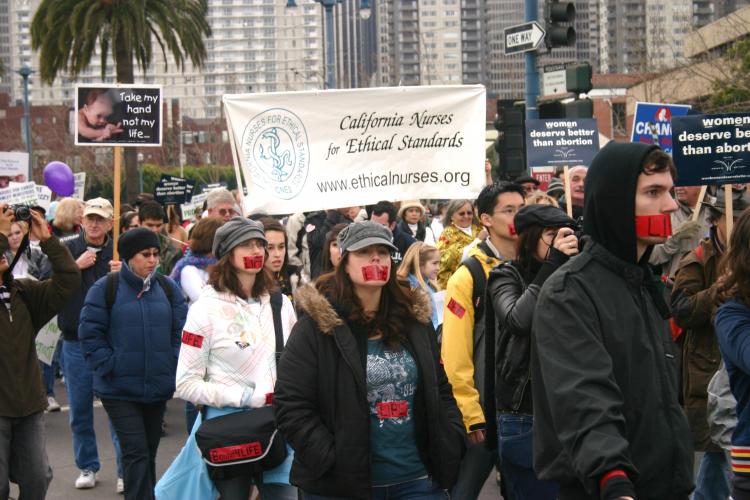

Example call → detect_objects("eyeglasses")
217 208 238 217
138 250 160 258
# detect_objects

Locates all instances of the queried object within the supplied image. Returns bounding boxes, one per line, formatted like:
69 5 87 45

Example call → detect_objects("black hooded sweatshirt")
529 142 694 500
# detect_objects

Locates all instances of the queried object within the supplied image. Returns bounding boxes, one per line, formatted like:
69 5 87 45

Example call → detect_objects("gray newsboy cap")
212 217 267 260
337 221 397 255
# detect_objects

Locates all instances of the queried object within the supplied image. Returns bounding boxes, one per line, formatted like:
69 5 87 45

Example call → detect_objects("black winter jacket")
531 238 693 499
274 285 465 499
483 250 568 448
307 211 352 280
57 231 112 340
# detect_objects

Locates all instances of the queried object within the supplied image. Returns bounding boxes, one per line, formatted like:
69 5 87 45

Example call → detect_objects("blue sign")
672 113 750 186
630 102 691 154
526 118 600 169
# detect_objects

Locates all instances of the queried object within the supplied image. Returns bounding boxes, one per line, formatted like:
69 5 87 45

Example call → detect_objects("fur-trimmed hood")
293 283 433 335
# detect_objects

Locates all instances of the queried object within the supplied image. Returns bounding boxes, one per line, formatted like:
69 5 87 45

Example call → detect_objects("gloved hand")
240 386 255 407
672 219 701 241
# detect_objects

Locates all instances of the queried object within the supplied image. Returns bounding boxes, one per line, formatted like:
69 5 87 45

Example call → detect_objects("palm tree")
31 0 211 202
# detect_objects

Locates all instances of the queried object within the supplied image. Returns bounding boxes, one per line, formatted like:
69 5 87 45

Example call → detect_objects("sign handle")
691 185 708 222
725 184 733 242
113 146 121 261
563 165 573 218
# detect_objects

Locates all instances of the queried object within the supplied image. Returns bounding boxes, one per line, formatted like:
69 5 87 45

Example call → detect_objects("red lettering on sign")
447 298 466 319
376 401 409 419
181 331 204 348
209 442 263 463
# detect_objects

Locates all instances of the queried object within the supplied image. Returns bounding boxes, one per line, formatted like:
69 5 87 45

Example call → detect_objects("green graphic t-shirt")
367 339 427 486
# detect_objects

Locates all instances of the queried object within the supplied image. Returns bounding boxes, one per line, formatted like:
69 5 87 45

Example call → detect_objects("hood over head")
583 141 661 263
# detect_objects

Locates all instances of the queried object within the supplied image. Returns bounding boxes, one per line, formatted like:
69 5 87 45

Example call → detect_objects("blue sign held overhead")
526 119 600 169
630 102 691 154
672 112 750 186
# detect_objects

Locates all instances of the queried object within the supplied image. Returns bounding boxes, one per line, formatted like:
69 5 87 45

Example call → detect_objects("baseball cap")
84 198 113 219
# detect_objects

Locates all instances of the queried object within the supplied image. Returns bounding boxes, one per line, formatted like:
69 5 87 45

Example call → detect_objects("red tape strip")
362 264 389 282
243 255 264 269
447 298 466 319
181 331 204 348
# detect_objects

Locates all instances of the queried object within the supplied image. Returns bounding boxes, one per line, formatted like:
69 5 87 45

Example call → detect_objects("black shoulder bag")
195 291 288 482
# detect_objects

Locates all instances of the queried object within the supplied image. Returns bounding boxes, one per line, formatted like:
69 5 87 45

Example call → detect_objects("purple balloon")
43 161 75 196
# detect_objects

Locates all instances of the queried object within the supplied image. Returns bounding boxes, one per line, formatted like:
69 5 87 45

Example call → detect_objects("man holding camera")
0 203 79 499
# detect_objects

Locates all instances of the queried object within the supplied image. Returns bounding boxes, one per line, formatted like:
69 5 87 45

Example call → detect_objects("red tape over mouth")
362 264 389 282
243 255 265 269
635 214 672 238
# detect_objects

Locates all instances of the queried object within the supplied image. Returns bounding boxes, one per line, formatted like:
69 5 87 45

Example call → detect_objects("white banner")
0 182 38 206
223 85 487 215
180 192 208 221
35 185 52 210
36 317 61 366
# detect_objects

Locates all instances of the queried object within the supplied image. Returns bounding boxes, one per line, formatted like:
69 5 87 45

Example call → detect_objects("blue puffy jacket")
79 263 187 403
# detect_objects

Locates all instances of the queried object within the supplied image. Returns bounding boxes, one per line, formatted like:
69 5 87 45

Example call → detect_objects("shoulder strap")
105 272 119 313
154 274 174 303
270 291 284 364
463 256 487 320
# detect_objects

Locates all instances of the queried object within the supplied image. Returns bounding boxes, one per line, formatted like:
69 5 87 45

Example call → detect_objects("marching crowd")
3 141 750 500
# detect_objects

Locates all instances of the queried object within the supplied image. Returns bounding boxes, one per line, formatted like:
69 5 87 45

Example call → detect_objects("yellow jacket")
436 223 482 289
440 244 502 433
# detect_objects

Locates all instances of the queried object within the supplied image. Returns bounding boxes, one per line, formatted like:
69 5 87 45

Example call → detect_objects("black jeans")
101 399 166 500
0 411 52 500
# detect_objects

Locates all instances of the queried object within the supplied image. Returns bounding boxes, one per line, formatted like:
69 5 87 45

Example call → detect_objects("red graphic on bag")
243 255 265 269
209 442 263 463
181 331 204 348
265 392 274 405
361 264 389 282
447 298 466 318
376 401 408 419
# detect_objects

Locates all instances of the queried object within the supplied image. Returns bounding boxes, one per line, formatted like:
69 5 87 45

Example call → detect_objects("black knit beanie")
118 227 160 262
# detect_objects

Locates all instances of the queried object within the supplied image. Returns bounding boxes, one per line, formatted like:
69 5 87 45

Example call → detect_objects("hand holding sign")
43 161 75 196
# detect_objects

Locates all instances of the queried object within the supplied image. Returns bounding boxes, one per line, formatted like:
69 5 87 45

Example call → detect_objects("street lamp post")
287 0 372 90
17 65 33 180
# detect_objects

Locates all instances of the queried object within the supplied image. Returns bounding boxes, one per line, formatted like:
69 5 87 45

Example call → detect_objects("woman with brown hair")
175 217 297 500
319 222 347 276
274 221 465 499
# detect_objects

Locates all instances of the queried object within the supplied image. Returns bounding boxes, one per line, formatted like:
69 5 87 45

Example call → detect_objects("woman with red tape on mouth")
274 220 465 500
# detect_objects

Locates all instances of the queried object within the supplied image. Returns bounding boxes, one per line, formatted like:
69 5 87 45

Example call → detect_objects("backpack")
104 272 175 313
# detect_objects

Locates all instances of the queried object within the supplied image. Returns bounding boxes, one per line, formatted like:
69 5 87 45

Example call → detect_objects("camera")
3 204 32 223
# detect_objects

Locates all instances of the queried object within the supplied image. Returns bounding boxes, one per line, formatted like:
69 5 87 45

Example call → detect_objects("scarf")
169 249 217 284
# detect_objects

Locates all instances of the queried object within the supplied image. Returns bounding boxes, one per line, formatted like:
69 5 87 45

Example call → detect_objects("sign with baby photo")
74 84 162 147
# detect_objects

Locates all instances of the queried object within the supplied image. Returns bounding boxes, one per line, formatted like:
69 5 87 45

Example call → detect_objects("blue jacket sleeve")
716 300 750 375
79 278 116 377
165 277 188 360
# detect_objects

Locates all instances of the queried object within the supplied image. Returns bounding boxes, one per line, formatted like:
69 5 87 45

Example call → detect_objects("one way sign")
504 21 546 55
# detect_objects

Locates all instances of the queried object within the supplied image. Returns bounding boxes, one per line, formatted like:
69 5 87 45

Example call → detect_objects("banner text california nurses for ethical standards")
325 111 464 160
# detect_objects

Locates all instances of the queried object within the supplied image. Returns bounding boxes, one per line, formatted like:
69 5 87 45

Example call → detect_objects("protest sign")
530 167 555 191
154 175 191 205
202 182 227 193
223 85 486 214
525 119 600 169
36 317 61 366
672 113 750 186
74 84 162 147
35 185 52 210
631 102 691 154
71 172 86 200
0 152 29 185
180 192 208 221
0 182 38 206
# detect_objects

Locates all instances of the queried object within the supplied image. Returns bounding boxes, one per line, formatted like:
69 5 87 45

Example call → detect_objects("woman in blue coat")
79 228 187 500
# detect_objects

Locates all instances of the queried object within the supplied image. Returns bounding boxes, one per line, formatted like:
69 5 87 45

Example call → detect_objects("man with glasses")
138 202 182 276
441 182 525 499
206 188 241 222
57 197 124 492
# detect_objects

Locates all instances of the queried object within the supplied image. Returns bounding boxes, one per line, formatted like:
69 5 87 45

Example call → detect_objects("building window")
612 102 627 136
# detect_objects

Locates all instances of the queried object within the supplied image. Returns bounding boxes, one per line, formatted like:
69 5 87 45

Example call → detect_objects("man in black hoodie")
530 142 694 499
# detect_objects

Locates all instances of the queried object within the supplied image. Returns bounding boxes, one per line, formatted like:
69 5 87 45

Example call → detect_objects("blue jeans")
693 450 730 500
305 478 446 500
450 437 496 500
62 340 123 476
497 413 558 500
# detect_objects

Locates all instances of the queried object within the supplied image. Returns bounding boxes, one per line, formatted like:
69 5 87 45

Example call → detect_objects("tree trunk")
114 37 139 204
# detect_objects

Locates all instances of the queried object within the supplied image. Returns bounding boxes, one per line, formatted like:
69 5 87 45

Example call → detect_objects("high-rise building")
333 0 378 89
2 0 326 119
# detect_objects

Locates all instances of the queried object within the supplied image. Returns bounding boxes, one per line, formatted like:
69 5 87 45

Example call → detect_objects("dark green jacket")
0 234 79 417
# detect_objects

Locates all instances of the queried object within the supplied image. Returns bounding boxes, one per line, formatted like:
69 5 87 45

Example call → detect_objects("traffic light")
546 0 576 48
494 100 526 178
564 99 593 118
566 63 592 94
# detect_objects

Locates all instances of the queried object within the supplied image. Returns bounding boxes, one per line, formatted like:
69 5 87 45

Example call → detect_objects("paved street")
17 379 501 499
